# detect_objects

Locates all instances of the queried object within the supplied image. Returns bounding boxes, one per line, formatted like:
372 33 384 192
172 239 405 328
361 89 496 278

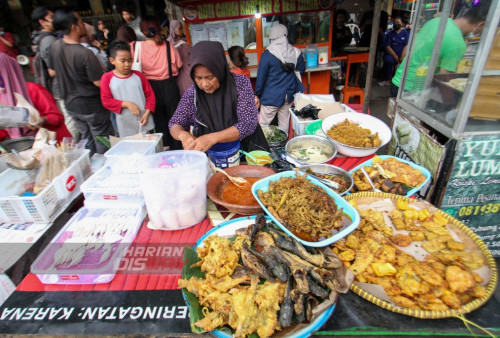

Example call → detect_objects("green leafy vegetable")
181 246 205 333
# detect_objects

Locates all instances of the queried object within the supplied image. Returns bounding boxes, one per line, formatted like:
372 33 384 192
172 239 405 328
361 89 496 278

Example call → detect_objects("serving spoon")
361 167 381 192
212 166 248 187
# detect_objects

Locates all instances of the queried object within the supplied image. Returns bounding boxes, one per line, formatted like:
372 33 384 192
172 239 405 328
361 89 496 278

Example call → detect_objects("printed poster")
189 24 209 46
208 23 228 50
226 21 244 48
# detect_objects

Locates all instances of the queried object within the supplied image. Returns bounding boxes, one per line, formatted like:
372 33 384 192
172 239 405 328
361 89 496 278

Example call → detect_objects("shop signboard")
181 0 333 23
439 134 500 257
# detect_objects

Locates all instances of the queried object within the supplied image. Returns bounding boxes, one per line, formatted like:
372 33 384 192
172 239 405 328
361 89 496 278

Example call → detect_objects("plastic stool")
342 87 364 104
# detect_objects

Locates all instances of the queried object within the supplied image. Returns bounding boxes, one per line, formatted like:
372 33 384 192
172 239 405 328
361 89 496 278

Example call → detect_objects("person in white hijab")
255 24 305 131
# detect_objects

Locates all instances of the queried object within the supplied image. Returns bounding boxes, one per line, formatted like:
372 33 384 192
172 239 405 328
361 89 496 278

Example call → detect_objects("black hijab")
190 41 238 135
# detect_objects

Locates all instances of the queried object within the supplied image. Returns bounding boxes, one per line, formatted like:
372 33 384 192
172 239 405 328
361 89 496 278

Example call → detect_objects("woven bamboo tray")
344 192 498 319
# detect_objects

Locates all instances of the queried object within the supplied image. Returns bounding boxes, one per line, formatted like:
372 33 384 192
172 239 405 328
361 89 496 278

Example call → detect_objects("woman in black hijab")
169 41 268 152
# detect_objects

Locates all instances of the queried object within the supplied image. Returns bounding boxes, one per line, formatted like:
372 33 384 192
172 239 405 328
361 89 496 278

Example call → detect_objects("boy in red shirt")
100 40 155 137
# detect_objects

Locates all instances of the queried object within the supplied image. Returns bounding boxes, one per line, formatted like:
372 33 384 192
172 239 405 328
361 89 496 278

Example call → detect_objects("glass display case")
396 0 500 139
188 17 257 50
261 11 331 48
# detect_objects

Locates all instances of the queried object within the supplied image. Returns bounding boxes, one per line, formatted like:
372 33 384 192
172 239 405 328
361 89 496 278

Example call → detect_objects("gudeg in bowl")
285 135 337 165
321 112 392 157
206 165 275 215
252 170 360 247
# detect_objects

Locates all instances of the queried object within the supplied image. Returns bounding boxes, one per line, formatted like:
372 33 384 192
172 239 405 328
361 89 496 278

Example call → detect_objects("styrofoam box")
31 205 146 284
0 150 91 224
80 165 144 208
290 104 357 136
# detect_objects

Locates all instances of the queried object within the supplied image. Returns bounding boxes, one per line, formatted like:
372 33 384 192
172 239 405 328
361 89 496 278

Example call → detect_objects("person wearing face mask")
379 17 408 86
390 1 489 97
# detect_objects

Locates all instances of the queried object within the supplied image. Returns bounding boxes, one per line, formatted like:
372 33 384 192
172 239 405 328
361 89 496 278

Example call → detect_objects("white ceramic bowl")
321 112 392 157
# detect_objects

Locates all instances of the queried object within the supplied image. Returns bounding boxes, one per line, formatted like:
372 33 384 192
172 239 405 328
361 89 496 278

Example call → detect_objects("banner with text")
440 134 500 257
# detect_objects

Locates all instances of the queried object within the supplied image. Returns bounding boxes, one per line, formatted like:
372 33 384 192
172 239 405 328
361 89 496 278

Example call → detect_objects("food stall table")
0 155 370 334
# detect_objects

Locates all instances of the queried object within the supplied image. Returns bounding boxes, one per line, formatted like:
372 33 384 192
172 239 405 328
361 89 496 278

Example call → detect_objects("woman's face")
193 65 220 94
97 20 105 31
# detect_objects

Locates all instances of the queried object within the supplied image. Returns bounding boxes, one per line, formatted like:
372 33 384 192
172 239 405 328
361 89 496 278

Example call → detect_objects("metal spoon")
212 166 248 187
296 168 340 190
361 167 381 192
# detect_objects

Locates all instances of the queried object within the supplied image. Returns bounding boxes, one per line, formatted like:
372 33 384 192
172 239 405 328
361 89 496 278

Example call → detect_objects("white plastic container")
104 140 156 172
139 150 208 230
31 206 145 284
0 150 91 224
80 165 144 208
290 104 357 136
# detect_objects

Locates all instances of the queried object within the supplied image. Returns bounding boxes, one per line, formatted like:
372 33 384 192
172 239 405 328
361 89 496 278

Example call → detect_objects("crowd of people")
0 6 306 156
1 1 487 156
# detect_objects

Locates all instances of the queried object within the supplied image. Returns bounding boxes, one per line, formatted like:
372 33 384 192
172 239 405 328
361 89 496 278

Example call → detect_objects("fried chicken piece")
470 285 487 298
379 244 397 264
413 263 445 287
389 209 406 230
422 239 446 253
446 266 476 293
367 230 389 244
334 238 348 251
360 209 386 227
396 199 410 211
472 272 484 283
446 239 466 251
389 234 412 247
458 293 473 304
409 231 426 241
450 251 485 270
371 262 397 277
391 295 420 309
194 311 226 331
337 248 355 262
346 233 361 250
396 251 416 267
350 252 374 275
365 238 383 254
432 212 449 226
396 266 428 297
360 223 375 234
417 296 449 311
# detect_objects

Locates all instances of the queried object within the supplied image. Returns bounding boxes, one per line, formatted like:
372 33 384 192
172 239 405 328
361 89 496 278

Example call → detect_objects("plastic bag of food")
33 143 71 194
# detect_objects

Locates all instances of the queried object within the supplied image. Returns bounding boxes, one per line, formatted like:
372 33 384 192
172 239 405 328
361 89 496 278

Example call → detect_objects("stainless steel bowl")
298 164 354 195
262 125 288 149
285 135 337 165
0 136 35 153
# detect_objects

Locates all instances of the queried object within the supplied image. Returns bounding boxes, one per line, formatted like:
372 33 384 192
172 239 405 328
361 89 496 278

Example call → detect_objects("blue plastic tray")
251 171 360 247
348 155 432 197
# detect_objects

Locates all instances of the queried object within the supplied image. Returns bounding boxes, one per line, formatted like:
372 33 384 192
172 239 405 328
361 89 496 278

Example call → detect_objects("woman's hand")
178 131 196 150
191 134 217 152
103 28 109 39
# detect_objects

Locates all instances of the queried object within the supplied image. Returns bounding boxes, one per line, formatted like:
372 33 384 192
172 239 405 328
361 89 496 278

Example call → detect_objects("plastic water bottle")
413 57 430 91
